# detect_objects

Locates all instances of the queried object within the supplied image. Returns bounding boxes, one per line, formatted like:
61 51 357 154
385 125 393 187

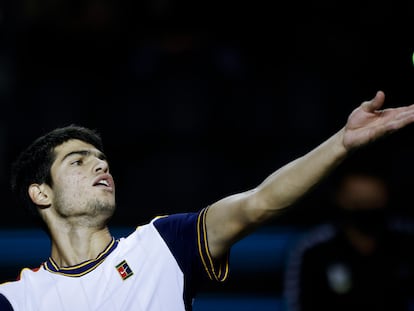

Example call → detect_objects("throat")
49 226 113 267
45 237 118 276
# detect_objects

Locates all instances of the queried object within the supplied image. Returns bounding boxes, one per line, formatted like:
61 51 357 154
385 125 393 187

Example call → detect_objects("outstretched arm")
206 91 414 259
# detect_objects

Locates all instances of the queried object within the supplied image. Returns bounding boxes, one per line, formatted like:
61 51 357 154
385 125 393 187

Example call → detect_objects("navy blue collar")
43 237 118 277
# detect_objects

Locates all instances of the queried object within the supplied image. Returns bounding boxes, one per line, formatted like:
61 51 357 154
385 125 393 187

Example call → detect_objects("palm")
343 91 414 150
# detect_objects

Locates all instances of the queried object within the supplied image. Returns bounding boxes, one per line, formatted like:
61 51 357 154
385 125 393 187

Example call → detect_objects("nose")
94 158 109 173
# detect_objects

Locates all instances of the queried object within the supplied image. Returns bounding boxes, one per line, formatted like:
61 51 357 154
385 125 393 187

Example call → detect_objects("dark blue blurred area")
2 0 414 308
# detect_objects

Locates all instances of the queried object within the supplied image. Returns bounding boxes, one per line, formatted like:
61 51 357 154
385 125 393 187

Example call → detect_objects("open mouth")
93 174 114 190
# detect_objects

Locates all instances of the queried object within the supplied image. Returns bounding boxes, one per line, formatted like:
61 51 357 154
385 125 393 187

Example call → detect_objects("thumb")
361 90 385 112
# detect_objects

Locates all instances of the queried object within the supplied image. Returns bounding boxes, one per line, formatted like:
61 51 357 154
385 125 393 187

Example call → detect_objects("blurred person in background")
284 161 414 311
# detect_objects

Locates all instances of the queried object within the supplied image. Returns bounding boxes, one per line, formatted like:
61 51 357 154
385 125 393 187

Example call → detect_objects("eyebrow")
61 150 107 162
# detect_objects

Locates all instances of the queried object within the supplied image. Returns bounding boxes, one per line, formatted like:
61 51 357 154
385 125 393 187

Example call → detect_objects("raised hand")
343 91 414 150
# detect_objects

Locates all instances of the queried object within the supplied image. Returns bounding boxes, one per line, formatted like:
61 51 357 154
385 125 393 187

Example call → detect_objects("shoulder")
118 209 205 255
152 209 204 226
0 266 44 311
149 209 206 246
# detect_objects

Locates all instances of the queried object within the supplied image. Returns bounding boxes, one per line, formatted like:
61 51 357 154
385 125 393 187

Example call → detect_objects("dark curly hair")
10 125 104 220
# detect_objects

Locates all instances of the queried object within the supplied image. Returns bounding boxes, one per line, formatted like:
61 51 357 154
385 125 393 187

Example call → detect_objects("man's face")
336 174 388 235
49 139 116 222
337 174 388 211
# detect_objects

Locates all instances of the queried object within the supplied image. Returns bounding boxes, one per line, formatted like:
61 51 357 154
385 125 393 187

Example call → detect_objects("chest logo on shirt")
116 260 134 280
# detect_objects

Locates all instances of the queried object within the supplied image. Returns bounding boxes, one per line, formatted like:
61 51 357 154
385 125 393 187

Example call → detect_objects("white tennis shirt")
0 208 229 311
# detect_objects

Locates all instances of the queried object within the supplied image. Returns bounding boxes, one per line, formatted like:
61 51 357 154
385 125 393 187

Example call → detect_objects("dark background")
1 0 414 306
1 0 414 226
0 0 414 227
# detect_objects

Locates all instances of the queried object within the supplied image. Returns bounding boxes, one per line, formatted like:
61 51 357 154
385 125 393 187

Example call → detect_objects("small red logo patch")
116 260 134 280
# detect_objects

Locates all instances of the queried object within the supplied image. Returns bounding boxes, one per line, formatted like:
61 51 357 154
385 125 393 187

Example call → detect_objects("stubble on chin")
54 195 116 223
92 199 116 218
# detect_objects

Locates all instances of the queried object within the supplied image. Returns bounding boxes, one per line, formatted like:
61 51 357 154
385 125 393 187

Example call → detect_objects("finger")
386 105 414 131
361 90 385 112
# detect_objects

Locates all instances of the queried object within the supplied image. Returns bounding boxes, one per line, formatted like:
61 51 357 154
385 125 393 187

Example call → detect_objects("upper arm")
205 187 272 259
153 211 229 284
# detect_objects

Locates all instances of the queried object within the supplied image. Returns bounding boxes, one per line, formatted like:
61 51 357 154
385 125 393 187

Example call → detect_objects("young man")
1 91 414 311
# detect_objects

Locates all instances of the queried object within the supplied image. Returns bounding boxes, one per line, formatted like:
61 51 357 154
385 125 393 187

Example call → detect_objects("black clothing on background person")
284 169 414 311
284 221 414 311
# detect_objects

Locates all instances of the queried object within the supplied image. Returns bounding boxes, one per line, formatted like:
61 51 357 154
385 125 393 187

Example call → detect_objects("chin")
92 199 116 216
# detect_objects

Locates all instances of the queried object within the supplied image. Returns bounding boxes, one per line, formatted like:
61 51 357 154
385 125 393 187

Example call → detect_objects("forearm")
251 128 348 220
206 128 349 258
207 91 414 258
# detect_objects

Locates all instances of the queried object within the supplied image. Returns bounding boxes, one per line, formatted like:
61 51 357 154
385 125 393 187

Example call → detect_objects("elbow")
244 188 281 225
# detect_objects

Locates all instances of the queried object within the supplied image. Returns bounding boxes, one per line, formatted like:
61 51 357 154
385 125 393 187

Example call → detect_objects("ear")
28 183 52 208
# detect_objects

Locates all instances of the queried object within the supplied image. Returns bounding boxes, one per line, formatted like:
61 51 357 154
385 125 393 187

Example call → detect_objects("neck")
48 224 113 268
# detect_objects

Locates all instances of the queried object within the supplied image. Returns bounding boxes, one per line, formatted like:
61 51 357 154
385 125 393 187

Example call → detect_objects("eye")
71 159 83 166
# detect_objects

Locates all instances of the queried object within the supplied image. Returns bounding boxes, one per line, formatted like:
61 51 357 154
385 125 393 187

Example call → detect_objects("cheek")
58 173 88 190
